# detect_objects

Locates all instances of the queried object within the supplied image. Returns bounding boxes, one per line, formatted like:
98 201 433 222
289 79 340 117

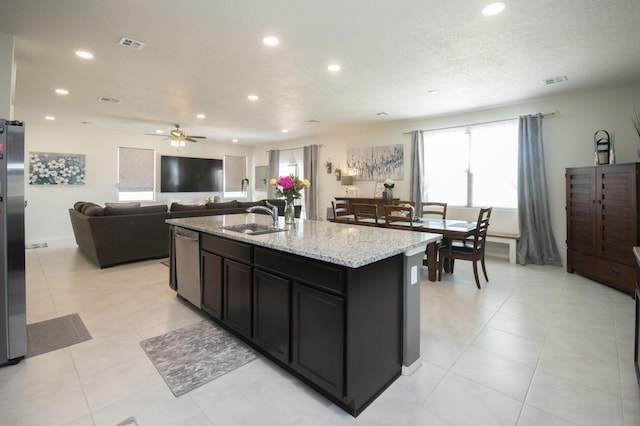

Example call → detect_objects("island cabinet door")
291 282 345 398
252 269 290 363
223 259 253 338
201 251 223 320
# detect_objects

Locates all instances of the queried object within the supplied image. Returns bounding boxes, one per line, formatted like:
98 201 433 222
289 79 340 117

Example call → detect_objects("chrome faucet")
246 201 279 226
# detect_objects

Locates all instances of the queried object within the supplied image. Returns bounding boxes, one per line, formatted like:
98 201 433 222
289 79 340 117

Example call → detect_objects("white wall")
21 83 640 262
23 122 252 245
253 83 640 266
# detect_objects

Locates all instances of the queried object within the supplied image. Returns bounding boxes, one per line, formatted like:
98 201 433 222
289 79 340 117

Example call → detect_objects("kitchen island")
167 213 440 416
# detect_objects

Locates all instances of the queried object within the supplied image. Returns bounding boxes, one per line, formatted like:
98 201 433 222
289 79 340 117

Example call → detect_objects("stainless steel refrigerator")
0 119 26 367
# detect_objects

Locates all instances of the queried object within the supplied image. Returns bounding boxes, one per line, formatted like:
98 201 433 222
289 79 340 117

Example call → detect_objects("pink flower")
277 176 294 189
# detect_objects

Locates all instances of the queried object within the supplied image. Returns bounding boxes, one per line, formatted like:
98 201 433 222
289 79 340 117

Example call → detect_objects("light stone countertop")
167 214 441 268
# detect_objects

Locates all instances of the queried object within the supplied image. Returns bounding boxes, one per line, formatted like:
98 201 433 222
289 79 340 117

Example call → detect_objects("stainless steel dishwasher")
174 227 201 308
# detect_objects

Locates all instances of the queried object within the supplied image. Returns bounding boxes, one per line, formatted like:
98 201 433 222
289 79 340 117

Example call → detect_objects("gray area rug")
140 320 258 396
27 313 92 357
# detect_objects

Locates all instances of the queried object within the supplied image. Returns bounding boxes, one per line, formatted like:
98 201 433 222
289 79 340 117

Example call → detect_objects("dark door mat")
27 313 92 357
140 320 258 396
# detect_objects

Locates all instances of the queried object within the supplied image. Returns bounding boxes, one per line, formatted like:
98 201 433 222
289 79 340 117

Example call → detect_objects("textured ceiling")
2 0 640 144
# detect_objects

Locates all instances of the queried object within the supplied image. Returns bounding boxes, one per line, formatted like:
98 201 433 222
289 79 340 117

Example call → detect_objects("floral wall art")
29 152 86 185
346 144 404 181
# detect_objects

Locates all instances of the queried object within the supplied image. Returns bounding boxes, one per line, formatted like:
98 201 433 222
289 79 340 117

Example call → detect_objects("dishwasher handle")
175 233 199 242
174 227 199 242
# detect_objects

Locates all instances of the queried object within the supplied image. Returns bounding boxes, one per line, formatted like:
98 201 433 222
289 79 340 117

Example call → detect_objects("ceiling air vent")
97 96 121 104
118 37 145 50
542 75 568 85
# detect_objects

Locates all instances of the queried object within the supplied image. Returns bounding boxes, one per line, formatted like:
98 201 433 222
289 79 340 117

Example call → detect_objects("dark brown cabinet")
252 269 290 363
223 259 252 338
196 233 403 416
201 251 223 319
291 282 345 398
566 163 640 296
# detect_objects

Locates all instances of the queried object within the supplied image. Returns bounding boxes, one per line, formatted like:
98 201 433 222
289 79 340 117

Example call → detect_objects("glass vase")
284 199 295 224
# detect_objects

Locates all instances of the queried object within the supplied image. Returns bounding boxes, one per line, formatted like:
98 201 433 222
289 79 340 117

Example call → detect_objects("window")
224 155 247 197
424 119 518 208
117 147 155 201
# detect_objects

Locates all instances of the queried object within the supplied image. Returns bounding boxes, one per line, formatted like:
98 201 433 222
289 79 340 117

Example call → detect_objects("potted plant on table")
383 179 395 200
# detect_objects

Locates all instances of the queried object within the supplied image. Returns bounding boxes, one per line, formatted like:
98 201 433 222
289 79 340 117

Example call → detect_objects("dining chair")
383 205 416 230
422 202 447 219
352 203 381 225
421 202 448 271
437 207 492 289
331 199 350 219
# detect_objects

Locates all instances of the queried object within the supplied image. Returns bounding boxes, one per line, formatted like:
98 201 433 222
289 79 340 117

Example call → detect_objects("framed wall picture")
373 180 385 198
255 165 268 191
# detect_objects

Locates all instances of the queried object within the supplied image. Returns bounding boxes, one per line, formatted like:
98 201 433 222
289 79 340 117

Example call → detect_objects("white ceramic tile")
423 372 522 425
526 370 624 426
451 346 534 401
8 246 634 426
472 327 544 367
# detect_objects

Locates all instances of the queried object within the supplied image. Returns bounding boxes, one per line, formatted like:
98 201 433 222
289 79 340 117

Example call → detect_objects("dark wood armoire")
566 163 640 297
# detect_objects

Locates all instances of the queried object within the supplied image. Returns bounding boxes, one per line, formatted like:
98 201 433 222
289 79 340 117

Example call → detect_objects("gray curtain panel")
303 145 320 220
517 114 562 266
267 150 280 199
410 131 425 215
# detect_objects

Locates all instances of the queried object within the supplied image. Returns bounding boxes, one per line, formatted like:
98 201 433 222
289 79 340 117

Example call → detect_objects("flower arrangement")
270 175 311 203
384 179 395 190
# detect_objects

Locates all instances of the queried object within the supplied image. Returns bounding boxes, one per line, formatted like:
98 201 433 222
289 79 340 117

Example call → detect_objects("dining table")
331 215 477 281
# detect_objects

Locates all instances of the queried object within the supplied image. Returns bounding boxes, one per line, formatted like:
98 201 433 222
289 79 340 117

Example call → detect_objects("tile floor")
1 239 639 425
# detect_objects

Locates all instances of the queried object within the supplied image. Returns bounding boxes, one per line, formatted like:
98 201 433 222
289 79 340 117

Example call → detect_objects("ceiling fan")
146 124 206 147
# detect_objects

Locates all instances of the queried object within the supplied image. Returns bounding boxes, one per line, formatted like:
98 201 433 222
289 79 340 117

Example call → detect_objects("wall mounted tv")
160 155 223 192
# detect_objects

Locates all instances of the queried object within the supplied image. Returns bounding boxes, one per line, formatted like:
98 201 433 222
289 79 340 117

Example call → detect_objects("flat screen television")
160 155 223 192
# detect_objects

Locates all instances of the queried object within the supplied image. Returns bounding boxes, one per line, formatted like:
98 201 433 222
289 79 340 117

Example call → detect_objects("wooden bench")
486 232 519 264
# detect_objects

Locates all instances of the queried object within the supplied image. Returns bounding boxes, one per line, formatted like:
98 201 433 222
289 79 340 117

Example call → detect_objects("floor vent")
97 96 121 104
26 243 48 249
542 75 568 85
118 37 145 50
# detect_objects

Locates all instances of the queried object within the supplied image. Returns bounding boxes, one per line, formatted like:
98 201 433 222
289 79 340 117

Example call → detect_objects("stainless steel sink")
221 223 285 235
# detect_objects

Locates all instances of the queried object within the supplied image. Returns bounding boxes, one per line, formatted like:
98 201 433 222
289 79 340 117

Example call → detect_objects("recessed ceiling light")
375 112 389 116
44 116 55 121
75 50 94 59
55 88 69 95
263 36 279 46
281 129 289 133
232 139 239 143
328 64 341 72
156 130 164 134
482 2 506 16
427 90 437 95
248 94 259 101
196 114 205 119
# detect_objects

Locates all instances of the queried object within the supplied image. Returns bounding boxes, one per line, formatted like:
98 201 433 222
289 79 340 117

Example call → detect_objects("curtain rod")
266 144 324 153
403 111 559 134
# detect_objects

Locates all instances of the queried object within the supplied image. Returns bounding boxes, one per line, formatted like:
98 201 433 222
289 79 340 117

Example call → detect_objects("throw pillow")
104 201 141 208
206 200 239 209
170 202 206 212
83 204 105 216
103 204 168 216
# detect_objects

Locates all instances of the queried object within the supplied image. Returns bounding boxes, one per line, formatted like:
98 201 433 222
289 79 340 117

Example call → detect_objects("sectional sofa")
69 199 301 268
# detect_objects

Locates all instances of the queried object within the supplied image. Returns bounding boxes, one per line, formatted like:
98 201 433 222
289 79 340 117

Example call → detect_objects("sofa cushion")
237 200 265 209
105 201 141 208
103 204 168 216
83 203 105 216
74 201 88 211
265 198 286 208
206 200 239 209
170 202 206 212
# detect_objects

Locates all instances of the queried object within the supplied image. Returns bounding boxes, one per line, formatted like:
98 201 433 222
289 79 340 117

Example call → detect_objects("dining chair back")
352 203 380 224
437 207 492 289
332 199 350 218
383 205 416 230
422 202 447 219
